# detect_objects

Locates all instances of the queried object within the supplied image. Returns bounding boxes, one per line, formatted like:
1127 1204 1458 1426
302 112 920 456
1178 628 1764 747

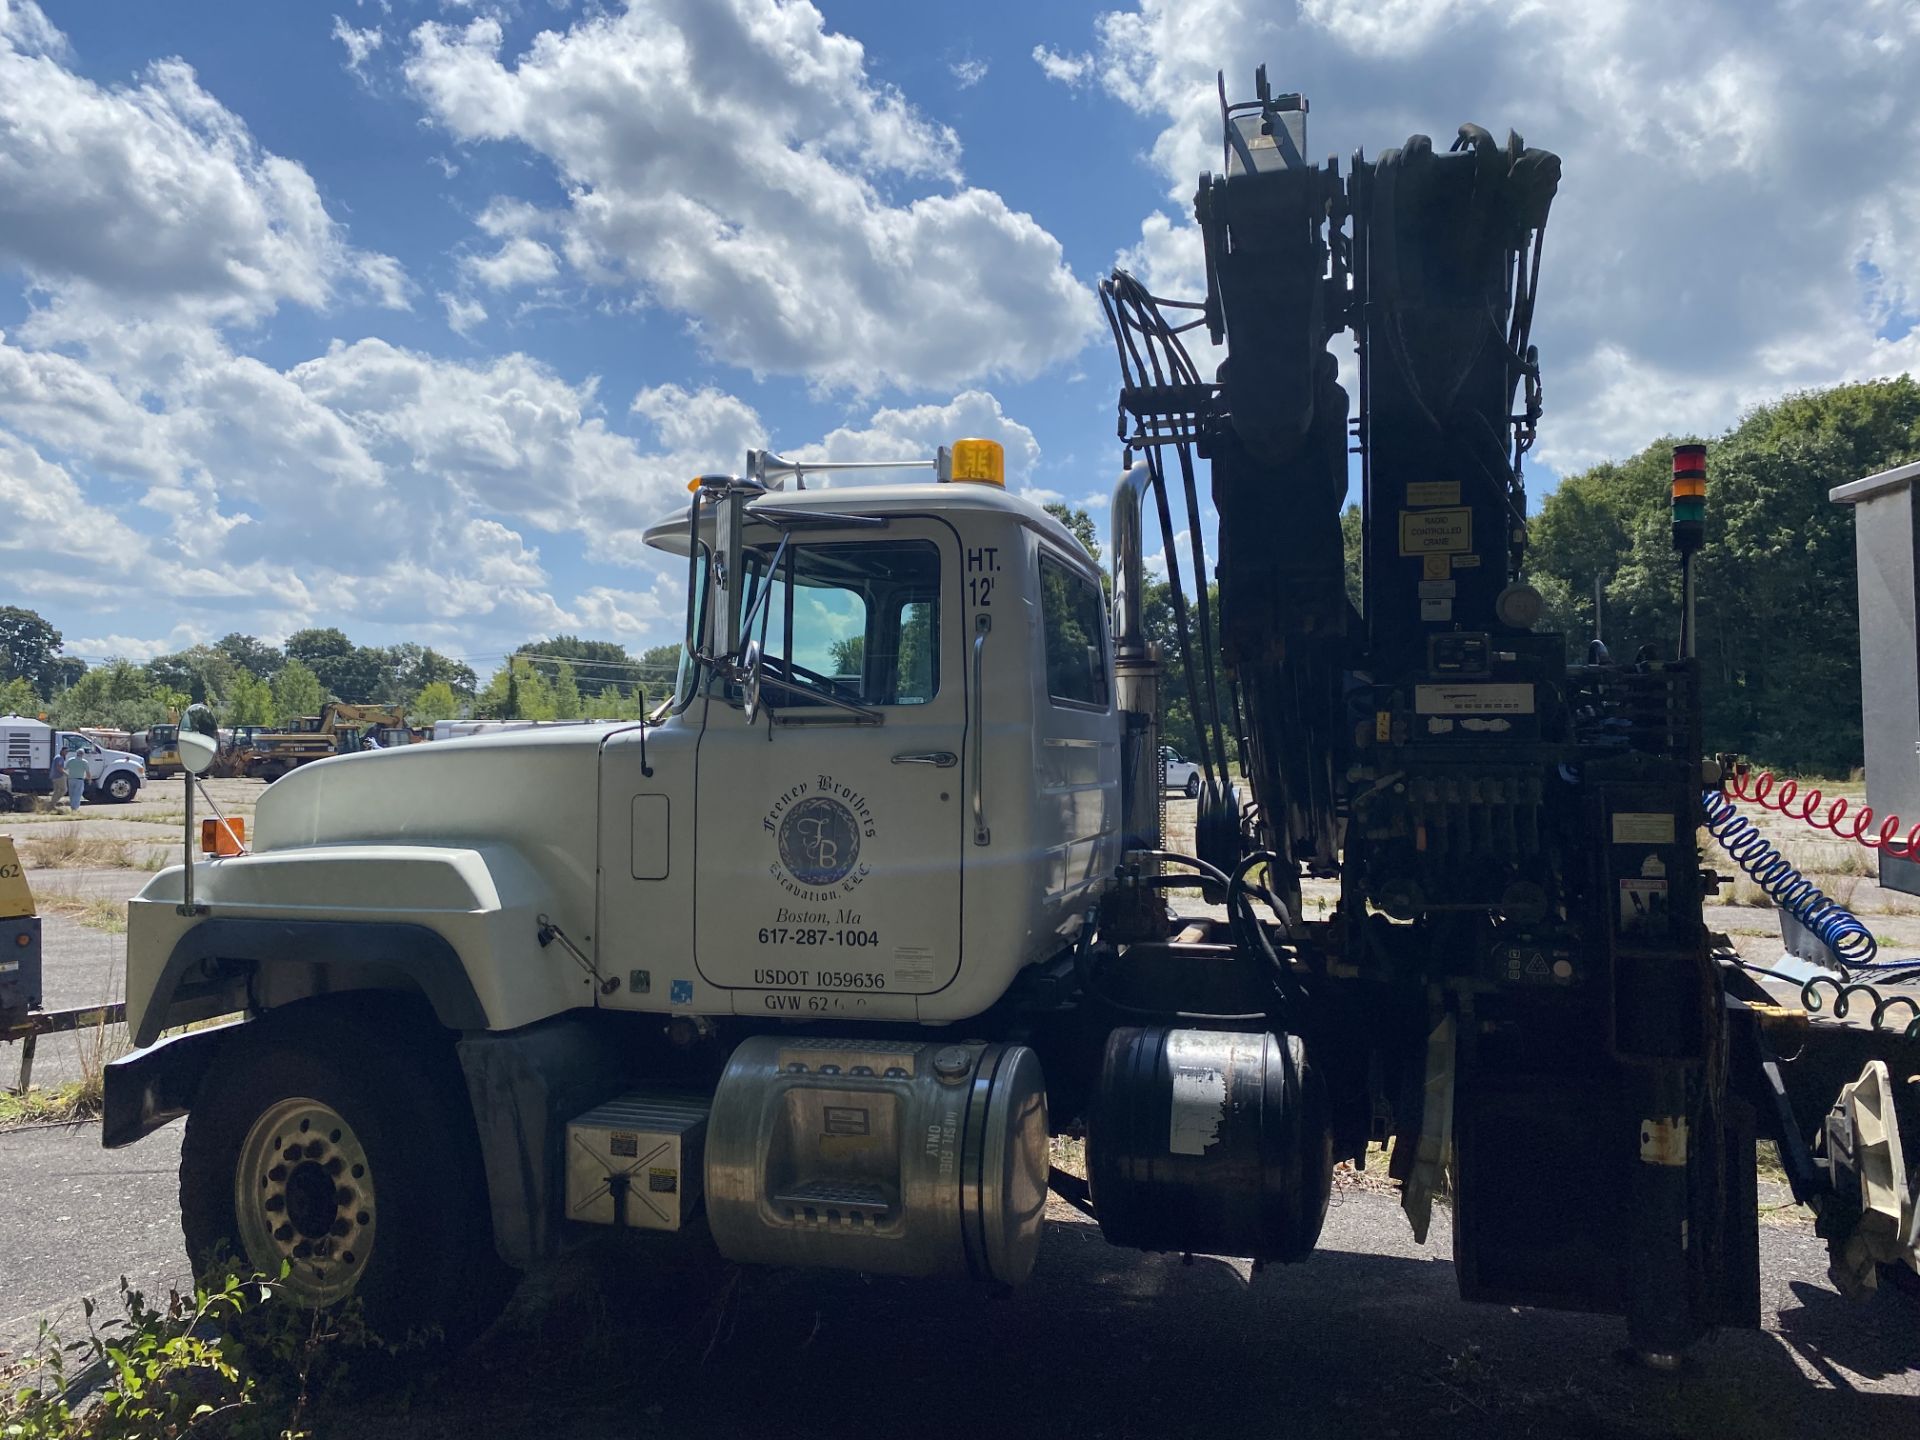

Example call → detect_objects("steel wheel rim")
234 1097 376 1305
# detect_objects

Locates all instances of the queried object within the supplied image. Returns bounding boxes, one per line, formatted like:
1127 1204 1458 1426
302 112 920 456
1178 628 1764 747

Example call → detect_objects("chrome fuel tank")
705 1035 1048 1283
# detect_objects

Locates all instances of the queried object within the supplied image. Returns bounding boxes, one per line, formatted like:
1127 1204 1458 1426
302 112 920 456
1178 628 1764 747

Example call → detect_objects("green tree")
476 658 555 720
390 644 478 701
550 661 582 720
1043 502 1102 563
224 670 276 727
146 645 241 707
212 633 283 681
284 628 393 702
828 636 864 679
517 635 636 698
636 644 681 701
0 675 43 716
49 660 173 731
410 680 463 724
0 606 62 694
270 659 326 728
1526 376 1920 773
1340 503 1363 611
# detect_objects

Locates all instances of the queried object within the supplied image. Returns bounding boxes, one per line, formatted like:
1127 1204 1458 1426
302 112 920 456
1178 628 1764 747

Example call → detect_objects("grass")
16 831 165 870
0 1076 104 1127
32 891 128 933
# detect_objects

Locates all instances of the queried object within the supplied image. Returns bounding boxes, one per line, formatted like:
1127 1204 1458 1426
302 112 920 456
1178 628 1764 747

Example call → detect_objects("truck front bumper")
102 1021 246 1149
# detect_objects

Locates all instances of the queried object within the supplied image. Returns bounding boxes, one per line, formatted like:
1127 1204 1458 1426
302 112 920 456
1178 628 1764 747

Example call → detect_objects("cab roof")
641 480 1102 580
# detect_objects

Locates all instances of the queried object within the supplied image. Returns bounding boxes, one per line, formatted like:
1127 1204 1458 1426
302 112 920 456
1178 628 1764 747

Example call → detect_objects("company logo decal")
763 774 877 901
777 796 862 887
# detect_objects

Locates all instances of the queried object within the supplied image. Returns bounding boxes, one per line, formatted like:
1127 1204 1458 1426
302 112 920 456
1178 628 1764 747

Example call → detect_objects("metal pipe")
1112 462 1154 661
1111 462 1164 870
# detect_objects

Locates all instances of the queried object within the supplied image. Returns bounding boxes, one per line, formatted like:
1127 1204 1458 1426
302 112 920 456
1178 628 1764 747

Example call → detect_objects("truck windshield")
672 551 709 712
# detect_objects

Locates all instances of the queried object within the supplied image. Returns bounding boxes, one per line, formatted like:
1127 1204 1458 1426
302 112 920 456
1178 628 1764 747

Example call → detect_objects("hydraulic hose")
1702 790 1876 965
1728 768 1920 863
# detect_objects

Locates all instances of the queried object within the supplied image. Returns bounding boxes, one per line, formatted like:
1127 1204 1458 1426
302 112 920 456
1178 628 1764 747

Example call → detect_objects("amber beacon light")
948 438 1005 486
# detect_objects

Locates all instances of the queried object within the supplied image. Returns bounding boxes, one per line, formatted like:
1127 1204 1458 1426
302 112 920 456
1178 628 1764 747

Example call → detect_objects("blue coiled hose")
1701 790 1878 965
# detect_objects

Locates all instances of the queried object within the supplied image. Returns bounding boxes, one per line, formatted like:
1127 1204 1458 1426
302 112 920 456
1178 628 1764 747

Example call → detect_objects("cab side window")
742 540 941 707
1040 553 1109 709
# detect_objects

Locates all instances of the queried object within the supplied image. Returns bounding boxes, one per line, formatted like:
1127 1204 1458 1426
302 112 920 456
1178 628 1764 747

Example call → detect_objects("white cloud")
950 56 988 88
402 0 1098 392
440 290 487 335
1066 0 1920 470
0 4 404 325
463 235 559 290
788 390 1041 487
331 15 385 76
1032 45 1094 88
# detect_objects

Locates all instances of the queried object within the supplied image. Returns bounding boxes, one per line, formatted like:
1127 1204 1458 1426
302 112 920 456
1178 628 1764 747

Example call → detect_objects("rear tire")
180 1002 511 1349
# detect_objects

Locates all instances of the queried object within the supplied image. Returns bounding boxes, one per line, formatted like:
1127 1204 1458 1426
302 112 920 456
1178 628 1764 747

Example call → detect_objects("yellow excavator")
239 703 412 781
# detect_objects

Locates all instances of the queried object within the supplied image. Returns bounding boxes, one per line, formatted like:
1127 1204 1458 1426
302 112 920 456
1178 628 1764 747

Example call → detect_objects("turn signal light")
949 437 1005 486
201 816 246 857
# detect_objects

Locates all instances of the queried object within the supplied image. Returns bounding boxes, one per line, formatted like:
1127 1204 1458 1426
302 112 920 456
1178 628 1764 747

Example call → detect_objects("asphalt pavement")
3 787 1916 1435
2 1119 1914 1439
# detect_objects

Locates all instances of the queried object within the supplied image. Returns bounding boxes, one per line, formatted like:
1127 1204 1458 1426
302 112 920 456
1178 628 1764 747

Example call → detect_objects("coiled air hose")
1702 789 1877 964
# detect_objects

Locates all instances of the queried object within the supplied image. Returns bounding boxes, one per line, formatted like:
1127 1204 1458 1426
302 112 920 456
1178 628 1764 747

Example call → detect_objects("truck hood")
252 721 642 860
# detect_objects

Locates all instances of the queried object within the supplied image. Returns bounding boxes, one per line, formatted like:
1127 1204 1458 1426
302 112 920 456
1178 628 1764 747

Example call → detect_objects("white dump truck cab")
108 439 1243 1344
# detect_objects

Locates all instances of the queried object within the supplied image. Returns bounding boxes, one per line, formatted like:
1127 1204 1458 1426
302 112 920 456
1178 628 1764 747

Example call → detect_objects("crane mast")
1105 69 1741 1358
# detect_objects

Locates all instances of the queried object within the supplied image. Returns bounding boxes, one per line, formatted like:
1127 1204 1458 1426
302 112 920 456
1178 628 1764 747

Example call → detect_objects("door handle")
971 613 991 845
892 750 957 767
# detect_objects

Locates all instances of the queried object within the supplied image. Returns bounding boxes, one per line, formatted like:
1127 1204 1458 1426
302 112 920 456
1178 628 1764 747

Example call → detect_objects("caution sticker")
1414 683 1535 715
1422 554 1451 580
1406 481 1461 507
1399 507 1472 556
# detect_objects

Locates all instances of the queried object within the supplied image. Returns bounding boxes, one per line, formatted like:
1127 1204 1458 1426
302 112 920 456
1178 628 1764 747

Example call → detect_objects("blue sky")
3 0 1916 673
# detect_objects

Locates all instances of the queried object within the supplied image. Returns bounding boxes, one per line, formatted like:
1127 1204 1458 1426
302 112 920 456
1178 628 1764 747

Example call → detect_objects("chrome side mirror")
177 703 219 776
741 638 764 724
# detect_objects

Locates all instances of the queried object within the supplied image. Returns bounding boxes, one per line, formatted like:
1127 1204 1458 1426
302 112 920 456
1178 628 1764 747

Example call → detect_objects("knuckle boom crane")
1101 68 1915 1360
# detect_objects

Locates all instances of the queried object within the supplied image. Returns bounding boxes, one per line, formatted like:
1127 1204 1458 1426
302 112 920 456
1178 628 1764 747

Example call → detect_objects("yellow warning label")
1375 710 1392 743
1422 553 1450 580
1399 507 1472 556
0 836 33 919
1406 481 1461 507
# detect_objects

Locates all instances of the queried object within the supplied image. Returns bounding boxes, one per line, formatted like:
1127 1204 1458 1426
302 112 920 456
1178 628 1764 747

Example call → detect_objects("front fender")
125 844 598 1043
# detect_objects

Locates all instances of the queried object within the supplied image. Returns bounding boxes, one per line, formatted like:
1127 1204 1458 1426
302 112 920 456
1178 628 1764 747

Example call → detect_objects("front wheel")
103 772 137 803
1184 773 1201 799
180 1004 512 1346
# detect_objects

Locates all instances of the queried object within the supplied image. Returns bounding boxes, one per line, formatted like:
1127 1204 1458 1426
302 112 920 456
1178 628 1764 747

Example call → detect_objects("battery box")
564 1092 709 1231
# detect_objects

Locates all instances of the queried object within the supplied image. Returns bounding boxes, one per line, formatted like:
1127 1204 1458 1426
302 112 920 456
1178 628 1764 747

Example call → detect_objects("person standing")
62 740 87 812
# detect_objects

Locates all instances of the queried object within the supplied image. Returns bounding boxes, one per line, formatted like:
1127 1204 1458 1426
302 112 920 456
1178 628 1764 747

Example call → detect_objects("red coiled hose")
1726 767 1920 861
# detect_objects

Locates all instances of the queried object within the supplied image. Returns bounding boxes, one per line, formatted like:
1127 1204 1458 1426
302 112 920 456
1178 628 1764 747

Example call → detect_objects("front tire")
1184 773 1201 799
103 772 137 803
180 1003 511 1347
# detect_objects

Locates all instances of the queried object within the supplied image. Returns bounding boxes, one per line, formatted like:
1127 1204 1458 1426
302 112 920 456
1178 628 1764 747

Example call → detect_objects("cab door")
693 520 965 1020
